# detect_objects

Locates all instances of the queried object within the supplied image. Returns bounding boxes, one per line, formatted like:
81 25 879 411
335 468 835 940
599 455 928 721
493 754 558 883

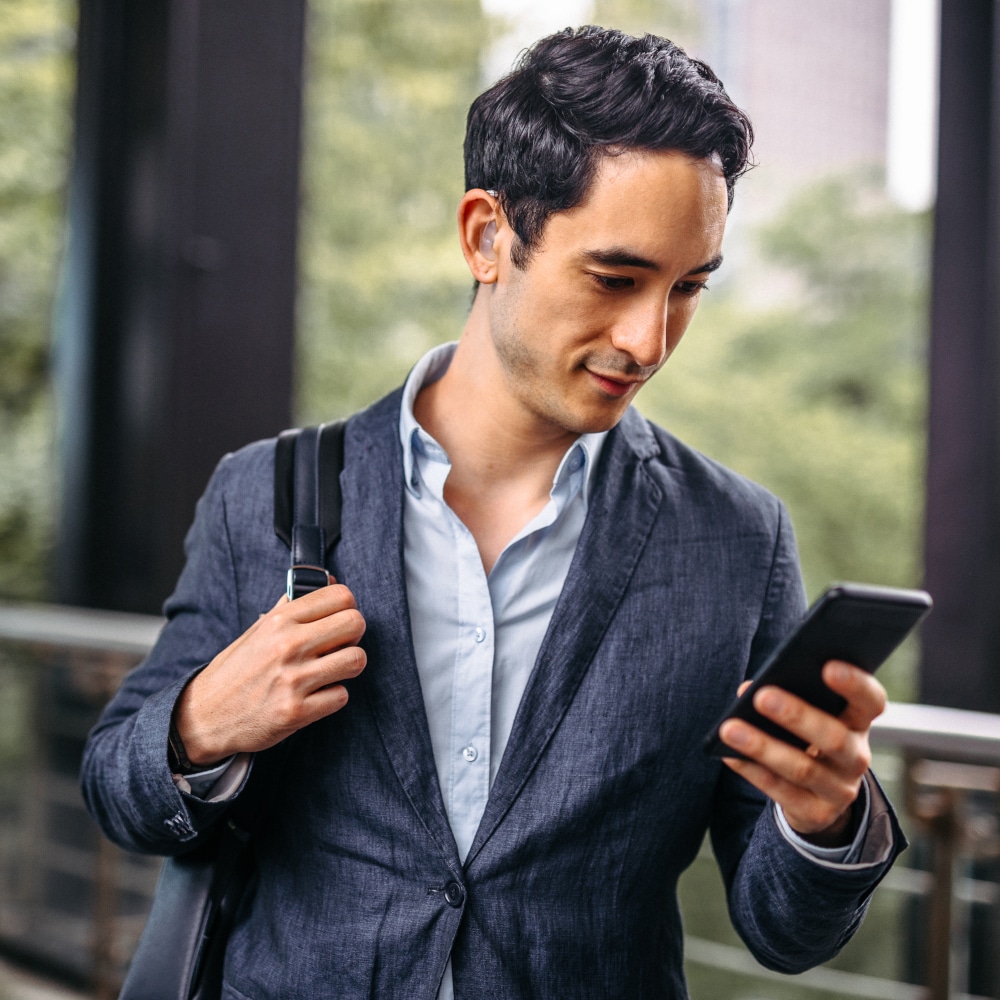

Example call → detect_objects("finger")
720 710 868 789
750 685 842 748
720 719 866 812
719 717 832 794
722 753 814 810
284 583 358 623
299 683 351 722
737 679 752 697
750 685 869 772
721 753 858 835
297 644 368 694
298 606 367 659
821 661 887 730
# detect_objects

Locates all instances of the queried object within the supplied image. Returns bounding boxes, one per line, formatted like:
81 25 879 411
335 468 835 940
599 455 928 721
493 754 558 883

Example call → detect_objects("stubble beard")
493 334 637 438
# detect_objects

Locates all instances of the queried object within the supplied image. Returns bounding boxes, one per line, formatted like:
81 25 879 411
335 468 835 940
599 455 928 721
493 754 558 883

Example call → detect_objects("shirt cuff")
774 776 873 866
171 752 252 802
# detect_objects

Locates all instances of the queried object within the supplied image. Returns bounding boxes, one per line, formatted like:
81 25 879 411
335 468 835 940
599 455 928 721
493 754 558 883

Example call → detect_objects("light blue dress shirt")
400 342 608 1000
399 342 608 863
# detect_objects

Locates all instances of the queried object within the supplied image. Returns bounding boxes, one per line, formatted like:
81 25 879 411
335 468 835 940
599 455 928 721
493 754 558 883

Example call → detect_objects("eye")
674 279 709 297
589 273 634 292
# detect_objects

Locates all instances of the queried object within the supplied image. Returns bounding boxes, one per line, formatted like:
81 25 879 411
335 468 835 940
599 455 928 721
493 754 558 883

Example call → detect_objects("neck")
412 292 579 572
414 294 575 491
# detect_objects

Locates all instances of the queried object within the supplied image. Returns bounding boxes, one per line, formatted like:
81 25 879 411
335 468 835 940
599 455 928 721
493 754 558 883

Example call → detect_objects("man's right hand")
172 584 367 766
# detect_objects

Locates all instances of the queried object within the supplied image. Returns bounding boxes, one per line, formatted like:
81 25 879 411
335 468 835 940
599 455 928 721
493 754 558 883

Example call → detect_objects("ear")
457 189 504 283
479 220 497 259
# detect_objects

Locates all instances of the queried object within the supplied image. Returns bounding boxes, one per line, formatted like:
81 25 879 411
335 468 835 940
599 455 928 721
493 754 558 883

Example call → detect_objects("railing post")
906 757 1000 999
93 835 119 1000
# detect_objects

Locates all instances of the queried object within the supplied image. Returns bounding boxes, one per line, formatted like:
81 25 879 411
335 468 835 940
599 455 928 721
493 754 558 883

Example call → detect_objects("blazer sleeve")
707 501 906 973
80 451 254 855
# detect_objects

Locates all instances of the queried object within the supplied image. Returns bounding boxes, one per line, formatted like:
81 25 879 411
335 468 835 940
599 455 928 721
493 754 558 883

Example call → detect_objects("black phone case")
702 582 932 757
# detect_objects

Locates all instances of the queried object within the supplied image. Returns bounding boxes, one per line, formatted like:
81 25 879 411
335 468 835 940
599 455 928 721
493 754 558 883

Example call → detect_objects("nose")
610 299 668 371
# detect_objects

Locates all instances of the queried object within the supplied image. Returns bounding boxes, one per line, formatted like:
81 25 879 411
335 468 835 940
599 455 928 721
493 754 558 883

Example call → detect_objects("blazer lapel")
465 408 664 867
335 391 462 872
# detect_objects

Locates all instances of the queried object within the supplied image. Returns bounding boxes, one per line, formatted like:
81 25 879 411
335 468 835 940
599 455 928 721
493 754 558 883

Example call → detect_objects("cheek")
666 297 702 348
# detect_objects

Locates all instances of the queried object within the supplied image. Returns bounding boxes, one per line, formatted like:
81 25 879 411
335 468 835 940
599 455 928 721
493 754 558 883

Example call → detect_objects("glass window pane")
0 0 76 601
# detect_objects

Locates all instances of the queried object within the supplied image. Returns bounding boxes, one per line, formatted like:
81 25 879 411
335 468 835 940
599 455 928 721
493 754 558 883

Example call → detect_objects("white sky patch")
887 0 940 211
480 0 594 83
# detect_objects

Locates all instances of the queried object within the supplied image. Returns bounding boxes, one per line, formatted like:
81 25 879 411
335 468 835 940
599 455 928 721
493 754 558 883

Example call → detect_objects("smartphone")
702 582 932 757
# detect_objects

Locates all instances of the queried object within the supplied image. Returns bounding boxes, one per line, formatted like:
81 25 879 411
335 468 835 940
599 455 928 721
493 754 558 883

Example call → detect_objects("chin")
563 404 630 436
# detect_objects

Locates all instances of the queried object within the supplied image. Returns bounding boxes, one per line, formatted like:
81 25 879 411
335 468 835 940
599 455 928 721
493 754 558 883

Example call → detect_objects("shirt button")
444 881 465 907
462 745 478 762
474 627 486 643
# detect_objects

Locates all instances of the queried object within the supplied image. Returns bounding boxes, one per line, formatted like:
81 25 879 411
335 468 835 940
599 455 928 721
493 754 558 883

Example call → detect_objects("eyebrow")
580 248 724 276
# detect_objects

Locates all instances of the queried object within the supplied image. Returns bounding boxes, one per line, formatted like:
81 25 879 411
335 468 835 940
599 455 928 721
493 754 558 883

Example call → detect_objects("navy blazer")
82 388 904 999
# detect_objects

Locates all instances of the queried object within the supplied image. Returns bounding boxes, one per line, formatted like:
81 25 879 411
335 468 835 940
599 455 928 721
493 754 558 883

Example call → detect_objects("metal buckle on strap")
286 565 331 601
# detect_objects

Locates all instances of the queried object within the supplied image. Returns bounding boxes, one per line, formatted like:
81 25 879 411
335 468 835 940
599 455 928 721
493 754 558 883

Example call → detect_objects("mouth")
587 370 644 398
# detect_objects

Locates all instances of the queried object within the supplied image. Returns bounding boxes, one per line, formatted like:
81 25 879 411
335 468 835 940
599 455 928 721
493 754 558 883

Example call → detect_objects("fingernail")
722 722 749 748
757 689 782 713
827 662 850 683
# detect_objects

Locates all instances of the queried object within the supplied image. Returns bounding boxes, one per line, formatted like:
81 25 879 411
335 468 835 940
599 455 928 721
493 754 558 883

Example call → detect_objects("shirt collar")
398 342 609 506
400 342 455 496
550 433 605 508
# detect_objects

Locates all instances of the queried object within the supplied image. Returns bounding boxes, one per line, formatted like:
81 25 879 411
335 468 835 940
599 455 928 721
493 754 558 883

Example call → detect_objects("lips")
588 370 642 398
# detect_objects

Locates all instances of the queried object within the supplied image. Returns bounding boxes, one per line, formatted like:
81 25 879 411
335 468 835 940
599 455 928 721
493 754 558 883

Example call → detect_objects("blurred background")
1 0 998 997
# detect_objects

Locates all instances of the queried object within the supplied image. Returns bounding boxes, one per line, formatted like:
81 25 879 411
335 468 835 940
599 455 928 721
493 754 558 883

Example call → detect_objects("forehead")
538 149 729 267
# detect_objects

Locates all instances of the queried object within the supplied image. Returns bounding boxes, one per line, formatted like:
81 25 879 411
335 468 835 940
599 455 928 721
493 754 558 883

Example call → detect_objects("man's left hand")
718 661 886 846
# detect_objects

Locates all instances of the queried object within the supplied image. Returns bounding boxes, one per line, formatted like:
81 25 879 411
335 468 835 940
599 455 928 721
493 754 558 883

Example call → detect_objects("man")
82 26 904 999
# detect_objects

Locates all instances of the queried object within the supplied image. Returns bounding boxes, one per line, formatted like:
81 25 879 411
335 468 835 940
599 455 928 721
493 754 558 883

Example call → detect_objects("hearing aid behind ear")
479 219 497 258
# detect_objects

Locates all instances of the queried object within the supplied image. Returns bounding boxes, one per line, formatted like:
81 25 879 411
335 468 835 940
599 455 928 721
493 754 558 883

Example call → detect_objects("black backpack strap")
317 420 346 553
121 422 352 1000
273 420 347 599
273 429 297 550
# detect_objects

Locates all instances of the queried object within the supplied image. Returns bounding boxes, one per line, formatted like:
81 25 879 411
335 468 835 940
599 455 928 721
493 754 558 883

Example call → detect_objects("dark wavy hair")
464 26 754 267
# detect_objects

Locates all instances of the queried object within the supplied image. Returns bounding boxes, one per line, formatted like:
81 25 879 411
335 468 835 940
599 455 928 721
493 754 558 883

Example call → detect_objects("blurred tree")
0 0 74 601
639 170 929 697
591 0 700 41
0 2 931 690
296 0 489 422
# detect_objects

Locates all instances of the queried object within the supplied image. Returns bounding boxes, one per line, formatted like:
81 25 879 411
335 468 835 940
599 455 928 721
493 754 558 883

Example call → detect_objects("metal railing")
872 705 1000 1000
0 602 998 999
0 603 163 998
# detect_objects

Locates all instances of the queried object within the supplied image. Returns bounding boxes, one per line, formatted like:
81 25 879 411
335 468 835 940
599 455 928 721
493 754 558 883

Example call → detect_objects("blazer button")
443 881 465 908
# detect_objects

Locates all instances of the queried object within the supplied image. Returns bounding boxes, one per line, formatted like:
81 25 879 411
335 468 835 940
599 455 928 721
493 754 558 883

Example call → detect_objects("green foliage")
0 0 74 601
0 5 930 696
295 0 488 423
591 0 700 40
638 170 929 700
0 7 935 997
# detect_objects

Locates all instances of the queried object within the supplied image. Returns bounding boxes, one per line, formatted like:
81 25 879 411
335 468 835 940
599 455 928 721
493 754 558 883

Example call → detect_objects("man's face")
484 149 728 437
